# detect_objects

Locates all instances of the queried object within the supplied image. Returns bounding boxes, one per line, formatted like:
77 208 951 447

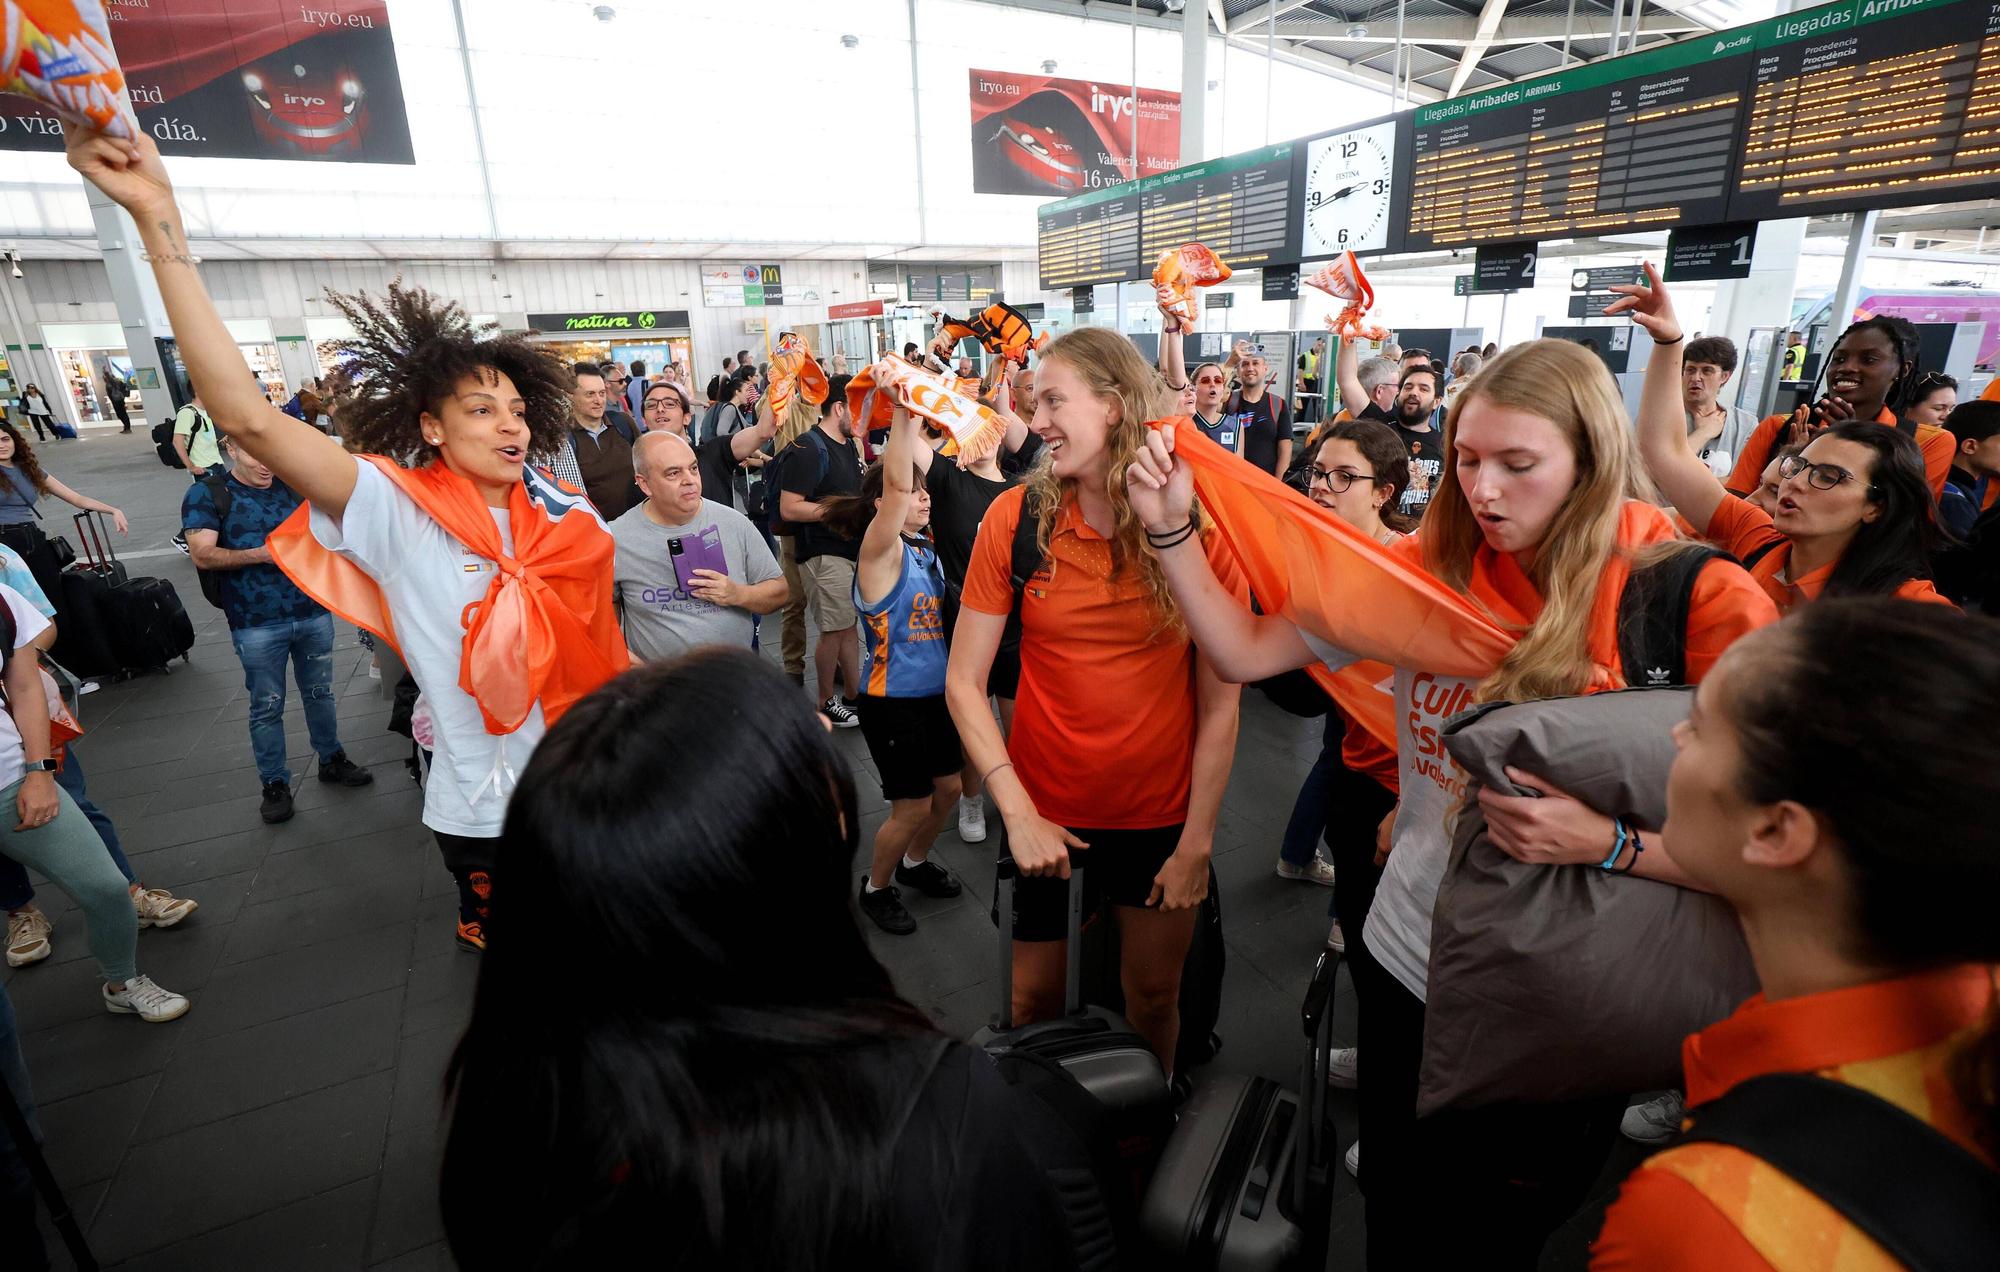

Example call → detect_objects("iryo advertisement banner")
0 0 414 163
969 67 1178 196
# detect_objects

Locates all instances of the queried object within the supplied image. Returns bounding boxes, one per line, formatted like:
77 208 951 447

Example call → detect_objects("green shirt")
173 404 220 470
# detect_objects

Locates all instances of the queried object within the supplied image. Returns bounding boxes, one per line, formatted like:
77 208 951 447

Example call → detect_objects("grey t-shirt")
612 497 782 661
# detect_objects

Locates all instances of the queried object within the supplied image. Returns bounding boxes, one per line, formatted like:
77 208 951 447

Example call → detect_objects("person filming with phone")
612 431 787 662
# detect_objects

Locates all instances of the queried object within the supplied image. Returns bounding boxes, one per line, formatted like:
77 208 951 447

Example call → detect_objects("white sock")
901 854 925 870
863 880 883 894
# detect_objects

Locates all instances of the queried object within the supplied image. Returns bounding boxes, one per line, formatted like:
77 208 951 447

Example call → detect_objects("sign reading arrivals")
527 310 689 334
0 0 414 163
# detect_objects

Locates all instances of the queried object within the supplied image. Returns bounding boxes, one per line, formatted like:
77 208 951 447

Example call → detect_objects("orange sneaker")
455 919 486 953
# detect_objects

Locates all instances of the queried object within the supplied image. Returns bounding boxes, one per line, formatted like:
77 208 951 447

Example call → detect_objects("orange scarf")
1159 419 1680 744
267 456 626 735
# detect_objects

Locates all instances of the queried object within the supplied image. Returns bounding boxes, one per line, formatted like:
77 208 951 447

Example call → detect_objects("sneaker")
103 974 190 1023
1326 919 1346 953
133 888 197 929
317 752 376 787
5 907 51 967
1276 855 1337 887
1343 1140 1361 1179
857 880 917 935
259 779 294 824
822 697 860 729
957 797 988 844
171 530 189 555
455 919 486 953
1619 1090 1688 1144
1328 1046 1359 1090
894 857 964 899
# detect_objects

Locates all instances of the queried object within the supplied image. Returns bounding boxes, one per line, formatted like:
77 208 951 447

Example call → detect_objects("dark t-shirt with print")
926 460 1015 589
780 427 864 562
180 476 325 630
1392 415 1445 519
1228 390 1291 475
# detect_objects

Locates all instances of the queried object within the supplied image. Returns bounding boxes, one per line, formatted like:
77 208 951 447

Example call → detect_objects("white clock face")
1303 120 1397 257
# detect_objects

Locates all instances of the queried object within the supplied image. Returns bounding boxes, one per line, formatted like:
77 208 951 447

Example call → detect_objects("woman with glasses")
1624 268 1953 611
1904 370 1958 431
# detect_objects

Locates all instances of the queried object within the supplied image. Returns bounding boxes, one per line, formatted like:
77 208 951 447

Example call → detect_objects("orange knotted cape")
267 456 627 736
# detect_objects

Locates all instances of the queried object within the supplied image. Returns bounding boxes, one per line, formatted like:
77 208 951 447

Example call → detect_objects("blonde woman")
1124 338 1776 1267
945 327 1243 1075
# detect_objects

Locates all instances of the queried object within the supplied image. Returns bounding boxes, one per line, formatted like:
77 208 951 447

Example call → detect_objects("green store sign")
527 309 690 334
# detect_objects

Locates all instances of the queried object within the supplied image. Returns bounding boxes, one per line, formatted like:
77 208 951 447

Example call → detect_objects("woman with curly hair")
66 128 628 954
944 326 1245 1073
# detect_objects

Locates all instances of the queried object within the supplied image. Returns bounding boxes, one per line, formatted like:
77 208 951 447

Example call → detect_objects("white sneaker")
133 887 198 929
1327 1046 1358 1090
1343 1140 1361 1178
103 974 190 1023
6 907 51 967
1326 919 1346 953
1275 855 1336 887
958 797 988 844
1619 1090 1687 1144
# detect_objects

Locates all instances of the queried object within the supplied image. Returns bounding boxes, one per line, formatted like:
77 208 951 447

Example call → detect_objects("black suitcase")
72 512 193 675
1138 952 1341 1270
972 860 1176 1195
52 567 121 677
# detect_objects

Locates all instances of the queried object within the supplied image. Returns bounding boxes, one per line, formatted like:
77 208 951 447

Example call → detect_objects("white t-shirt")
0 582 53 792
309 460 551 839
1303 631 1478 1002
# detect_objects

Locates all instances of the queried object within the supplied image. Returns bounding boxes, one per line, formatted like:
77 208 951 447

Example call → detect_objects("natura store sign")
527 310 690 333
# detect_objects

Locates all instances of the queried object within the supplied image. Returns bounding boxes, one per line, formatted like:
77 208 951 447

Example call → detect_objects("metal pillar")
1180 0 1207 162
1828 211 1880 352
84 186 174 428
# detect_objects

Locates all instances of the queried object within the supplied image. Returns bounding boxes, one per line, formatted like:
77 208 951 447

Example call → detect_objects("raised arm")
856 407 920 605
64 129 357 518
1158 309 1188 391
1335 335 1368 416
41 475 126 534
1606 263 1724 532
728 399 780 462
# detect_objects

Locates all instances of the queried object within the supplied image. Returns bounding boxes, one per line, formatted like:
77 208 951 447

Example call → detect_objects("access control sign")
527 310 690 333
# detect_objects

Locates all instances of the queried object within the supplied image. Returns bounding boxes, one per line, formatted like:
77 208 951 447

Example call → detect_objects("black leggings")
434 831 497 927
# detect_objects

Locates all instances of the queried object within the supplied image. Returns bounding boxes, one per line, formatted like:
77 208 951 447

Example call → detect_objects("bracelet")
1617 822 1646 875
1145 520 1197 549
1599 818 1629 871
981 760 1014 786
141 251 203 266
1653 333 1684 346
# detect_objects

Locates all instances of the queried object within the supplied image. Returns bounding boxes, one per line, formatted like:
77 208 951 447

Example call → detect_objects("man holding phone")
612 432 787 662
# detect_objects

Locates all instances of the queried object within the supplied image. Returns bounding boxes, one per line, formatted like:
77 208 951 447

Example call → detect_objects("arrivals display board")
1404 33 1754 249
1036 183 1144 289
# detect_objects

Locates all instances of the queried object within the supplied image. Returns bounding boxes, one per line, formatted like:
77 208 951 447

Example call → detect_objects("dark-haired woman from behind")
1592 598 2000 1269
1621 267 1953 611
67 128 629 954
442 649 1116 1270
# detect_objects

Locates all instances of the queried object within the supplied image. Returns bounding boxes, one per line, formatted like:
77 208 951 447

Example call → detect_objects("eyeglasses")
1777 453 1874 493
1309 466 1379 493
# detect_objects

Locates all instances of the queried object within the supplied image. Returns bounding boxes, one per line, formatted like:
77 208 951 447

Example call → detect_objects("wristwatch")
23 759 57 773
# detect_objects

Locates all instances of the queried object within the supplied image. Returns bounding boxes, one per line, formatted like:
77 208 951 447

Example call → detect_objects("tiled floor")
4 428 1640 1269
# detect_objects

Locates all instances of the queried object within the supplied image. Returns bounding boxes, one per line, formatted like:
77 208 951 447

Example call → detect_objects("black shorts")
857 693 964 802
1008 824 1184 942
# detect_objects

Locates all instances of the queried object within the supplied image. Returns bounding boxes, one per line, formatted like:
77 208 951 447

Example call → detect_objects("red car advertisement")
0 0 413 163
969 68 1179 196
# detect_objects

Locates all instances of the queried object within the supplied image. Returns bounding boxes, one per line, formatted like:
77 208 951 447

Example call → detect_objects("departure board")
1036 184 1143 289
1733 0 2000 218
1405 35 1754 250
1136 143 1300 271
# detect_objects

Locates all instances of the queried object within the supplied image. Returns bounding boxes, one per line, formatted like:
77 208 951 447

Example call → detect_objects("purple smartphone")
669 525 730 594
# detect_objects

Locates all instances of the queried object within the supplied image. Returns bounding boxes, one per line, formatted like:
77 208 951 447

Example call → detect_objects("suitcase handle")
1300 947 1337 1040
72 511 115 571
1294 952 1339 1215
998 1014 1112 1051
991 846 1087 1031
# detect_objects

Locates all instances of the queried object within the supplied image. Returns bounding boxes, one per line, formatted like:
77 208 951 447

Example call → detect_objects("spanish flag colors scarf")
268 456 626 735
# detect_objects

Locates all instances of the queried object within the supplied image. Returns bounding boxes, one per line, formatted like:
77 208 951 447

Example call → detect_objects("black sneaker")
259 780 294 824
171 530 189 555
318 751 375 787
894 857 963 899
857 880 917 935
822 697 860 729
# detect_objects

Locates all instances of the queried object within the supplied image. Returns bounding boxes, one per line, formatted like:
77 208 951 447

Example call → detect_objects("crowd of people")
2 124 1996 1271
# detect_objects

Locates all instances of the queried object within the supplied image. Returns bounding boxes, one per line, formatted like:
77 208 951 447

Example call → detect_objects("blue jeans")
1279 711 1342 867
0 983 47 1271
0 744 132 912
232 614 344 786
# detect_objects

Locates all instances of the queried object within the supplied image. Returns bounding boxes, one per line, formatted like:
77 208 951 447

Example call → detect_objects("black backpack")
190 474 234 609
153 405 210 470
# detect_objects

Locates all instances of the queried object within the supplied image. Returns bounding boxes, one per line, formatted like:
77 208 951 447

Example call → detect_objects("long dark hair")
1810 421 1942 597
1322 418 1417 534
1725 599 2000 1152
0 420 48 492
440 650 937 1266
819 459 886 542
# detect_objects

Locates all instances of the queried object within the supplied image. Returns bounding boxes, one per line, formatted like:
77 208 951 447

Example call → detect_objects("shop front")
523 309 693 384
41 319 286 428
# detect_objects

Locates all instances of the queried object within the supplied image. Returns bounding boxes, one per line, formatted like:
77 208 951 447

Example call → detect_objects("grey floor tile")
400 951 477 1039
242 826 430 907
388 1022 460 1139
368 1239 454 1271
136 987 404 1141
18 1011 183 1104
106 1178 375 1272
34 1073 156 1188
88 1070 395 1265
367 1126 447 1264
221 871 424 966
183 921 413 1040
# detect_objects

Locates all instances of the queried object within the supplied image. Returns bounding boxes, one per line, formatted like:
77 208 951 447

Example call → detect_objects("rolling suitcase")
72 512 194 675
1138 952 1341 1270
973 860 1176 1194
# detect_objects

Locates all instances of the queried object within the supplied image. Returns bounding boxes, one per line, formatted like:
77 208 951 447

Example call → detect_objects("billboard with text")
969 67 1178 197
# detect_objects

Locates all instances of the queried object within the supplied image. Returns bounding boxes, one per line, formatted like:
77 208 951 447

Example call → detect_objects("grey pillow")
1416 688 1759 1117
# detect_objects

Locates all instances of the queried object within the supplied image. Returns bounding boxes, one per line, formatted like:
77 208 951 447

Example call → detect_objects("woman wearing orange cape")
1126 339 1776 1267
66 128 627 955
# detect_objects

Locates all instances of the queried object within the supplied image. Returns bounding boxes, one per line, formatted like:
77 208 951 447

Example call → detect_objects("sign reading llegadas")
527 310 691 334
0 0 414 163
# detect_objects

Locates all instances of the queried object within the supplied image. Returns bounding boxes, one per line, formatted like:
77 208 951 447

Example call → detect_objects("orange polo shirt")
1592 964 2000 1271
1704 494 1953 612
960 485 1247 830
1724 407 1953 499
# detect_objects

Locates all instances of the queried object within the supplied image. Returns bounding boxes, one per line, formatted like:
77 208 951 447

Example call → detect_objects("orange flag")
1154 418 1513 745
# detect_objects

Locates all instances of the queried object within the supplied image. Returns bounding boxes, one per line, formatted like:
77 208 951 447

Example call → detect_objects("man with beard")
1389 364 1444 520
1226 344 1292 478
